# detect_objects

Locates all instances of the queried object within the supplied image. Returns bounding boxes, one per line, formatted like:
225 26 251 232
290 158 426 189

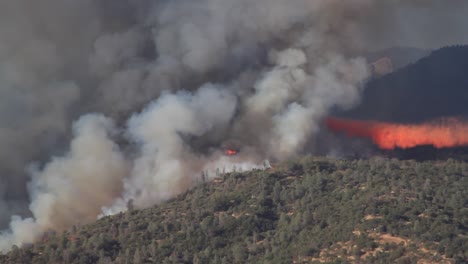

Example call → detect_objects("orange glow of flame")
326 117 468 150
225 149 238 156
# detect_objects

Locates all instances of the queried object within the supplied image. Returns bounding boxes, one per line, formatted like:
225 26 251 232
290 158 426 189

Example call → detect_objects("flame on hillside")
326 117 468 150
225 149 239 156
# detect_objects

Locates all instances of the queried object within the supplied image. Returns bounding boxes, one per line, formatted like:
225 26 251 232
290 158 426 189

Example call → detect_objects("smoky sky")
0 0 468 251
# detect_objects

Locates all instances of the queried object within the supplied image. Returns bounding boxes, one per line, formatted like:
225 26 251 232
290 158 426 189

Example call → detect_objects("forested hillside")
1 156 467 264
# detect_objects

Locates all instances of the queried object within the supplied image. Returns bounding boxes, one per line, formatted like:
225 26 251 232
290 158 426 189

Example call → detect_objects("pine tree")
133 248 142 264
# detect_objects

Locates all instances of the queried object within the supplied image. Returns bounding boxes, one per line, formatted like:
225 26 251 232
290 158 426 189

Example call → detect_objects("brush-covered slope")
1 157 467 264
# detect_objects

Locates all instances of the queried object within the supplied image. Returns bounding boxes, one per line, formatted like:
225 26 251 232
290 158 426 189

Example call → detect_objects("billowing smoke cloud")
0 0 467 252
112 85 238 211
0 114 128 249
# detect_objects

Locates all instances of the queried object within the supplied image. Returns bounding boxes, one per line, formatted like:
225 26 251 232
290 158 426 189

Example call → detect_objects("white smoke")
0 0 467 252
118 85 237 209
0 114 128 250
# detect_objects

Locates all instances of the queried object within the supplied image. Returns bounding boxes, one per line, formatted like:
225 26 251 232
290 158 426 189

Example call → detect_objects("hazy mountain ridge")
343 45 468 123
367 46 430 73
1 156 466 263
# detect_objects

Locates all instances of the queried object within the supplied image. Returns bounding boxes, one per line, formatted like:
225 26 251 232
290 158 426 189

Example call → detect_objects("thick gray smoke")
0 0 467 251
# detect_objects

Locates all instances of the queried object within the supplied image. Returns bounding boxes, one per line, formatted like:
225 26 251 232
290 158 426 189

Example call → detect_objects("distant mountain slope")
366 46 430 72
2 157 466 263
344 45 468 123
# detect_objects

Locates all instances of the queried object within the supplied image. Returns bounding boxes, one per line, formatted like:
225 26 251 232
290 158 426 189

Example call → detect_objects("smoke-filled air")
1 0 468 251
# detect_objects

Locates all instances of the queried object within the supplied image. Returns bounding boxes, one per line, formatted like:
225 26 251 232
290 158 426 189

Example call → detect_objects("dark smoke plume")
0 0 467 251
